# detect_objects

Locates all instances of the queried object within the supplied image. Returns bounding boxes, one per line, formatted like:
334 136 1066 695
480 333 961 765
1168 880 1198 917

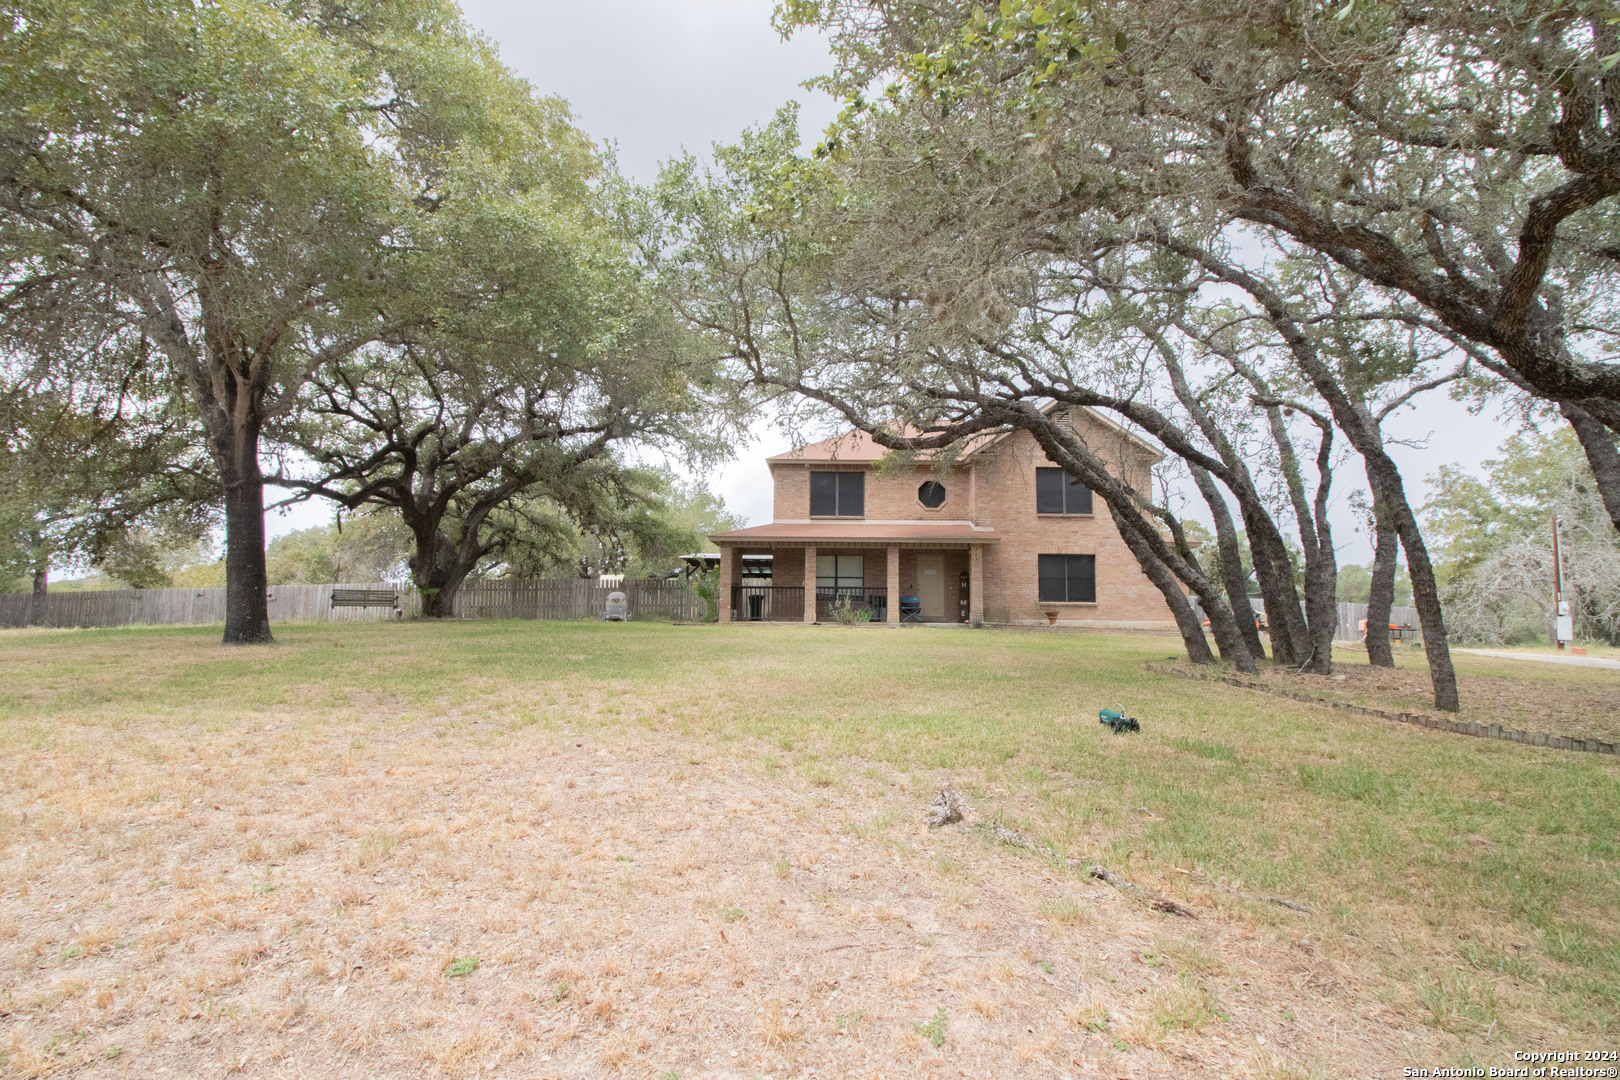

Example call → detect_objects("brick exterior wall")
969 422 1172 627
770 460 976 522
753 413 1174 627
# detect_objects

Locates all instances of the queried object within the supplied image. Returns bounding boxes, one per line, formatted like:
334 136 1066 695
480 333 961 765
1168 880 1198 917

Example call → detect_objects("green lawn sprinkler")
1099 706 1140 734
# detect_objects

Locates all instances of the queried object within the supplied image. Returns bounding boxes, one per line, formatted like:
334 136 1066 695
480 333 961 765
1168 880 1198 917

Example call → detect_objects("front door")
917 554 945 619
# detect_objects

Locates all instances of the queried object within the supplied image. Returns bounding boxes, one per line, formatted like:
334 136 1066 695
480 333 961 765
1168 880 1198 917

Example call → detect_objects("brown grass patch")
0 621 1607 1078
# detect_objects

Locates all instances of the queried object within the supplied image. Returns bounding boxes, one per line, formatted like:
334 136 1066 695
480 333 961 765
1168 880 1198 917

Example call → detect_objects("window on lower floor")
816 554 865 591
1035 467 1093 515
1038 554 1096 603
810 470 865 516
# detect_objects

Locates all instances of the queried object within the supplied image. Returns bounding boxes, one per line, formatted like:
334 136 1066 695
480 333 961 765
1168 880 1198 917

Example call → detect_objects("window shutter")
810 472 837 516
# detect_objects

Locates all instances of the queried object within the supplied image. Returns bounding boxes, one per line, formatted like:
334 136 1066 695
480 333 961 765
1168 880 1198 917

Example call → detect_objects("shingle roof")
708 522 998 544
765 406 1162 464
764 427 937 463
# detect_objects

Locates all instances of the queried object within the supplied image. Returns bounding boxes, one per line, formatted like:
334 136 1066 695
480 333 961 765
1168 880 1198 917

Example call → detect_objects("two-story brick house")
710 407 1177 629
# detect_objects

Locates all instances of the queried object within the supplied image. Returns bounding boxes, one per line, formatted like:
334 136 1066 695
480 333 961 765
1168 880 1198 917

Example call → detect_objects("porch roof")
708 522 998 545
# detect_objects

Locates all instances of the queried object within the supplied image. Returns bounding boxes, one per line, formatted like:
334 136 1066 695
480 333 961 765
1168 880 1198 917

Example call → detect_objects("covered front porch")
708 526 995 627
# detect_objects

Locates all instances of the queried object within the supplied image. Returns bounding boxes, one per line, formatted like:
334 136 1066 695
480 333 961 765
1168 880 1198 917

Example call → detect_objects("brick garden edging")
1144 663 1619 757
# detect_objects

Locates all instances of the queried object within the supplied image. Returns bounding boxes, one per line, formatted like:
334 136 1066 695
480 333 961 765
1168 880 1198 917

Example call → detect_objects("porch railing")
729 585 894 622
730 585 805 622
814 586 888 622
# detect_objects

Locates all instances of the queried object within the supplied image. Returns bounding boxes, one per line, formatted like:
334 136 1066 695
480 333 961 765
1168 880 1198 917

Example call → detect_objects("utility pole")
1552 513 1570 651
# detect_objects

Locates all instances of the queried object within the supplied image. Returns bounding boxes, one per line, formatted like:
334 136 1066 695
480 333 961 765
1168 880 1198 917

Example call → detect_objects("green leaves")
914 1007 948 1047
443 955 479 978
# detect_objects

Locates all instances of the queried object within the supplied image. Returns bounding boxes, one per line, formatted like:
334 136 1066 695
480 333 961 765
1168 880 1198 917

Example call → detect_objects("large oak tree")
0 0 552 641
782 0 1620 527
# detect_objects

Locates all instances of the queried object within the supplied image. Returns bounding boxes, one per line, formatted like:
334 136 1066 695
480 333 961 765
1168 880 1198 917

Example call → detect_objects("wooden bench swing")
330 589 401 617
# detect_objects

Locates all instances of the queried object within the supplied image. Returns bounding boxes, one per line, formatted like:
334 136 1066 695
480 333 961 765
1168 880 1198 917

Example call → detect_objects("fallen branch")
1261 896 1313 914
925 781 970 828
1087 865 1133 889
987 816 1082 869
1089 864 1197 919
1149 896 1201 918
987 822 1200 918
1174 866 1312 915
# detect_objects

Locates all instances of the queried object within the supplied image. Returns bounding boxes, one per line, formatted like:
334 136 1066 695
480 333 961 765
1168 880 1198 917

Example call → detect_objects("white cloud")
459 0 842 182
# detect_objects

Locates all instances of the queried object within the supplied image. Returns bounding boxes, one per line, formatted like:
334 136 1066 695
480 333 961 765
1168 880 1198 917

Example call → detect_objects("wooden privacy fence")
0 583 411 629
450 578 698 622
0 578 698 629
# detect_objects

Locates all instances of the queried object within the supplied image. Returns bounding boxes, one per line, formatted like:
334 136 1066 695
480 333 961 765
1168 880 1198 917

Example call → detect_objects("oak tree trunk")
1298 392 1457 708
1563 400 1620 533
412 539 464 619
409 525 486 619
1349 442 1458 709
1297 494 1339 677
1364 471 1398 668
1301 555 1338 674
1168 241 1460 710
414 573 463 619
149 286 276 644
1191 466 1267 660
28 550 47 627
1110 500 1215 664
1257 405 1335 674
1239 499 1306 666
219 428 273 644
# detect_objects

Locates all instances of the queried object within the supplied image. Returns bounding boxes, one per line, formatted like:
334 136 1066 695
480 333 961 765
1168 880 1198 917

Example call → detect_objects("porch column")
718 545 733 624
886 544 901 626
969 544 984 628
803 544 818 623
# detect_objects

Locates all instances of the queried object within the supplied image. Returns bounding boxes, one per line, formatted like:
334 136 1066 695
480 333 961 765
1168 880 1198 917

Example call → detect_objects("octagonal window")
918 481 947 509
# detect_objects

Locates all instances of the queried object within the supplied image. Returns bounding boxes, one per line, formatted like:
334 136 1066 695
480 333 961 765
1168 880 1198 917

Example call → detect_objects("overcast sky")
268 0 1519 565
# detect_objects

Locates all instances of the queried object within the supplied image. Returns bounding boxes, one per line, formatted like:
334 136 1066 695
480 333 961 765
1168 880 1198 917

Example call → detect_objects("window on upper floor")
917 480 946 509
810 471 864 517
1035 467 1093 515
1038 554 1096 603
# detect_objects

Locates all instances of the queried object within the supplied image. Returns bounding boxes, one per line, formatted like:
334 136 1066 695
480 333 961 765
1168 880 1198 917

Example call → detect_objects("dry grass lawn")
0 621 1616 1079
1182 641 1620 743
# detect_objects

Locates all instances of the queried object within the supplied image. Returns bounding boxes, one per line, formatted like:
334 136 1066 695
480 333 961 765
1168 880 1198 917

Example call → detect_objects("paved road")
1455 648 1620 670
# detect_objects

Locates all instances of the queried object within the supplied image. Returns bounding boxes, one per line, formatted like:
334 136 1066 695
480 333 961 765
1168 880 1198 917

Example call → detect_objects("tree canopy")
0 0 724 636
644 0 1620 706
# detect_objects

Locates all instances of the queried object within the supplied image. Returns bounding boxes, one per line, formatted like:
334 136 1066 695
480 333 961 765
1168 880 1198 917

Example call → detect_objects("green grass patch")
914 1006 947 1048
443 956 479 978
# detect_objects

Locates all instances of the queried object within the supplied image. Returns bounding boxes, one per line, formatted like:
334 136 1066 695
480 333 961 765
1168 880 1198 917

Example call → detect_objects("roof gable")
765 406 1163 466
